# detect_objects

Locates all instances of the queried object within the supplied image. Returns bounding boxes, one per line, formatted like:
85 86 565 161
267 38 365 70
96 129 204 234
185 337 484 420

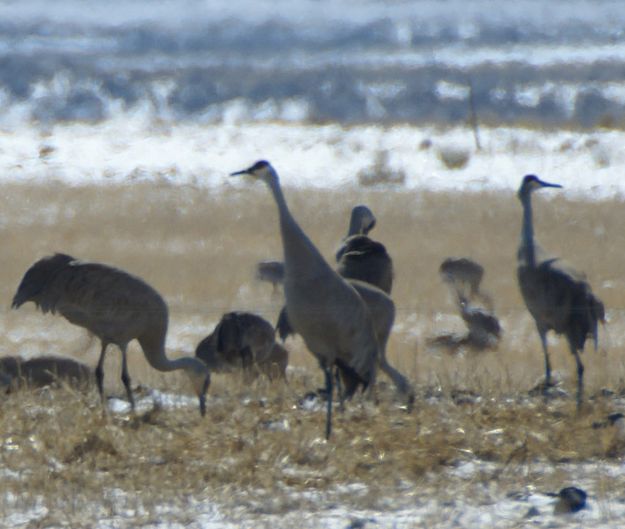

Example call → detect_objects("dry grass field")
0 180 624 527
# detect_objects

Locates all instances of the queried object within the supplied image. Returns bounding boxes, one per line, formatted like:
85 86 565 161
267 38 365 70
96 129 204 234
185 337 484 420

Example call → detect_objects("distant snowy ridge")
0 0 624 128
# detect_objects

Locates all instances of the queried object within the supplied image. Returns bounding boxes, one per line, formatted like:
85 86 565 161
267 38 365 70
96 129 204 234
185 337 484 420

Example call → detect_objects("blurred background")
0 0 624 129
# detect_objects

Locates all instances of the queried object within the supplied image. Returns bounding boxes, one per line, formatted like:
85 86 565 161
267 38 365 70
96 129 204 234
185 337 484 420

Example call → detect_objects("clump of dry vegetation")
0 181 624 525
357 150 406 186
1 380 624 524
437 145 471 169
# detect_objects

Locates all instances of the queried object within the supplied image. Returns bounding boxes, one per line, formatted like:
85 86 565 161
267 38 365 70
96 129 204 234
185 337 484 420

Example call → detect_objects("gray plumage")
196 311 288 380
516 175 604 407
255 260 285 292
439 257 492 309
274 202 410 402
457 294 501 349
12 253 210 415
274 203 410 401
341 279 413 400
344 205 377 240
432 256 502 352
336 205 394 294
427 292 501 354
232 160 379 439
259 205 392 294
276 280 414 402
0 355 92 392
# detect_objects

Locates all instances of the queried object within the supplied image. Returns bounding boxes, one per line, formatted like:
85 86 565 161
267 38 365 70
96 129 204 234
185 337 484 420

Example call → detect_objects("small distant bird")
516 175 604 408
547 486 587 514
195 311 288 380
428 266 502 352
12 253 210 415
439 257 492 309
457 293 501 349
255 260 285 293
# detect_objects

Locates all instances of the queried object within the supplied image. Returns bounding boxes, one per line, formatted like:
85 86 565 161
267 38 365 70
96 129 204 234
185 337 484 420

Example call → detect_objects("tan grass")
0 181 624 522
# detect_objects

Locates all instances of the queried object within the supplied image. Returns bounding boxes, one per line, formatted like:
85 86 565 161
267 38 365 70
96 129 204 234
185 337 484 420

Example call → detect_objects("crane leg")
120 346 135 411
324 365 333 440
572 349 585 410
537 327 552 389
334 367 345 412
95 342 108 406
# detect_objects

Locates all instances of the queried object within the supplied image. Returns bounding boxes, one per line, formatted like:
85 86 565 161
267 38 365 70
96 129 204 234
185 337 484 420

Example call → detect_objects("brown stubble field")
0 180 624 525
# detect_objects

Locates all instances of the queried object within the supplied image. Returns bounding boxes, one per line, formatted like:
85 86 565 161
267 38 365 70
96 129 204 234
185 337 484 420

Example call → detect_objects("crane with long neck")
12 253 210 415
517 175 604 408
231 160 379 439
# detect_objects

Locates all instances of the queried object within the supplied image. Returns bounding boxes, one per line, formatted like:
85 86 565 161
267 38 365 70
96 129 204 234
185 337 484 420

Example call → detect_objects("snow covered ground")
0 119 623 199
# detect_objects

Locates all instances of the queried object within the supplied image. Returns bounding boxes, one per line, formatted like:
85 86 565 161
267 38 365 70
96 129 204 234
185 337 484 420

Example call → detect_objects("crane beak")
230 166 254 176
11 293 25 309
538 178 562 189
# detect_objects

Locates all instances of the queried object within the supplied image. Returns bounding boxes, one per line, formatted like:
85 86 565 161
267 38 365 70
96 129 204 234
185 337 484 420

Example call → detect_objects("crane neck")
265 174 330 280
347 214 361 237
141 342 208 414
139 330 207 375
148 350 206 374
519 191 536 268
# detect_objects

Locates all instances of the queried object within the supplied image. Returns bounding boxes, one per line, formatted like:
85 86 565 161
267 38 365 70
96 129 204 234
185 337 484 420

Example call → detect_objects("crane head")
518 174 562 200
230 160 277 184
349 205 377 236
12 253 75 310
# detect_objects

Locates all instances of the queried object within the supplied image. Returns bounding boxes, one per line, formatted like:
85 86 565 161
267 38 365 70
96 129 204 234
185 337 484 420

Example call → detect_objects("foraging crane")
457 293 501 349
12 253 210 415
516 175 604 407
439 257 492 309
0 355 92 392
196 311 288 380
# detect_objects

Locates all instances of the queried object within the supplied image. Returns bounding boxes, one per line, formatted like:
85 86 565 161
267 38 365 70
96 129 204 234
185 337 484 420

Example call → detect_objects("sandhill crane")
232 160 380 439
274 203 410 400
0 355 92 392
196 311 288 380
427 293 501 354
457 293 501 349
258 205 392 295
336 205 394 294
255 260 285 293
276 281 414 401
12 253 210 415
517 175 604 407
439 257 492 309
